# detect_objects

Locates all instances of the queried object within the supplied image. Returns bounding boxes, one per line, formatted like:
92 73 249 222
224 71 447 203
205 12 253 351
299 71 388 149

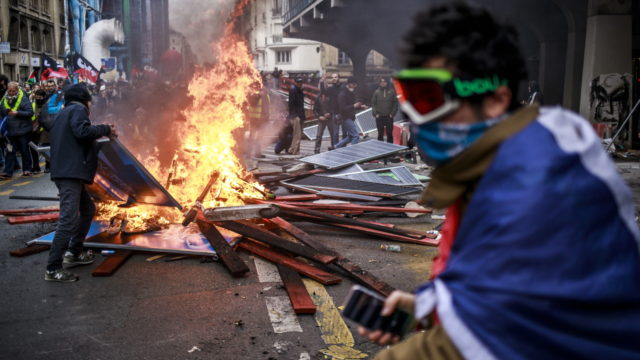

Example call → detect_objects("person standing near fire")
359 2 640 359
45 84 116 282
371 77 398 143
287 77 306 155
334 77 367 148
0 82 34 179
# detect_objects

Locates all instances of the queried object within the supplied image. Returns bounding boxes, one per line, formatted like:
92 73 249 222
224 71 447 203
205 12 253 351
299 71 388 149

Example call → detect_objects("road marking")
303 279 367 359
0 189 15 196
254 257 282 283
265 296 303 333
13 181 33 187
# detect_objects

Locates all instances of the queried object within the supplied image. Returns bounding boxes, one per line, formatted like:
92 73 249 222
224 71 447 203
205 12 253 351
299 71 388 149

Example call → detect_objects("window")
29 0 39 10
272 0 281 16
31 25 41 51
58 29 65 56
42 0 50 14
58 0 65 23
9 17 20 47
20 21 29 49
338 51 351 65
276 49 291 64
43 27 53 53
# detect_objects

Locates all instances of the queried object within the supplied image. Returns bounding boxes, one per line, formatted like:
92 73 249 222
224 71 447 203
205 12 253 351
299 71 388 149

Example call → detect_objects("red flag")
40 67 69 80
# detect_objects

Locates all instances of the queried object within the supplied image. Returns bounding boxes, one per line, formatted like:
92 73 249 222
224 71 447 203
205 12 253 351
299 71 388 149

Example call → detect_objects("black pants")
3 134 32 175
376 116 394 143
46 179 96 271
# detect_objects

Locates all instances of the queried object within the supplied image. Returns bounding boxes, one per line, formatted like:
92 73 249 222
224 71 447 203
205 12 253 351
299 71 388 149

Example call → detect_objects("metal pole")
606 98 640 151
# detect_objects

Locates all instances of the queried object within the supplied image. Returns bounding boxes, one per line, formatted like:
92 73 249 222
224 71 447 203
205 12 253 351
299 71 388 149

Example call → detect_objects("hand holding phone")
341 286 415 342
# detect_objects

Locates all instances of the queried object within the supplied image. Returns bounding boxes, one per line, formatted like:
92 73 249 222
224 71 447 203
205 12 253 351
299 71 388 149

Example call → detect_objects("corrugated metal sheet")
325 166 422 186
286 175 420 197
299 140 407 169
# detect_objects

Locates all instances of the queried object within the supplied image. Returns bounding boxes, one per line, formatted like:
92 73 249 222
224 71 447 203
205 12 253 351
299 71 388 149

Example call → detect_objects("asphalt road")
1 143 638 360
0 152 440 360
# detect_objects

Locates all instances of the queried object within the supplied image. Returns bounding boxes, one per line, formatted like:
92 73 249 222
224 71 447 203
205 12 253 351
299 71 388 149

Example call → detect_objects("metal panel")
286 175 420 197
35 139 181 209
28 221 241 257
302 123 332 141
299 140 407 169
355 107 406 134
326 166 422 186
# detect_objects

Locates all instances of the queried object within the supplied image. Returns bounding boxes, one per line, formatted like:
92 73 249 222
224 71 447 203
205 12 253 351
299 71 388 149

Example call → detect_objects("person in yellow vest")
247 82 270 158
0 82 34 179
28 89 47 173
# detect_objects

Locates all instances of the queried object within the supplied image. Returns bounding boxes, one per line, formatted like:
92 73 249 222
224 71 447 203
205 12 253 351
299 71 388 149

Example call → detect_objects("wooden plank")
272 201 432 214
218 220 337 264
274 194 322 202
7 213 59 224
277 264 316 314
326 222 439 246
197 220 250 277
9 244 50 257
266 217 395 297
270 202 428 240
238 240 341 285
92 251 133 277
0 208 59 215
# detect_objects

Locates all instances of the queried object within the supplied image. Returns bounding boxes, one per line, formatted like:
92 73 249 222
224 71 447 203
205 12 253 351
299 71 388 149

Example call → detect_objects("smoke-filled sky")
169 0 236 64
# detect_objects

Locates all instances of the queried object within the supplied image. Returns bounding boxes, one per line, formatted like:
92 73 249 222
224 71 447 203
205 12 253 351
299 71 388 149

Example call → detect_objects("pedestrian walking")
334 77 367 148
45 84 115 282
0 82 34 179
313 92 333 153
360 3 640 359
371 78 398 143
322 73 342 146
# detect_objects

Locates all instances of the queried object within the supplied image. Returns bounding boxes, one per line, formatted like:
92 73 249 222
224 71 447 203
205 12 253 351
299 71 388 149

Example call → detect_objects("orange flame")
97 0 264 227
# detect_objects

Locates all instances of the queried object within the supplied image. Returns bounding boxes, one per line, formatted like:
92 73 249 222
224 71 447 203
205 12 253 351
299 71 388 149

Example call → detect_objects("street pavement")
0 139 440 360
1 140 638 360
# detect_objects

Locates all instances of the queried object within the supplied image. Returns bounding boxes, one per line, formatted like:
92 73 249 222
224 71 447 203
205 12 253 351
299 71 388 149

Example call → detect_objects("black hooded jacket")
49 101 111 184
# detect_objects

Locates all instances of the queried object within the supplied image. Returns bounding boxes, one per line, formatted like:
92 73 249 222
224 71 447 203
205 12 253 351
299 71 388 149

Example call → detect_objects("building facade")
0 0 66 81
239 0 392 80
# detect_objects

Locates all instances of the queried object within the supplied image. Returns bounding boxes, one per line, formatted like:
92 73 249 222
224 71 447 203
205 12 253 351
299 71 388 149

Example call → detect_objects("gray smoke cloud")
169 0 236 63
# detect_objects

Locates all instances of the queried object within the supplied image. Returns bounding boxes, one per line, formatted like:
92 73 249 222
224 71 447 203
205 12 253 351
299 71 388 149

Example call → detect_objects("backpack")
41 92 64 131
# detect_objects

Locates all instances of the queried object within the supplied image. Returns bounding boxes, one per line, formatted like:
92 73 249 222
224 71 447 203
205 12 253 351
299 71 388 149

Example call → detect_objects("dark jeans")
46 179 96 271
335 118 359 148
314 119 339 152
29 132 41 171
3 134 32 175
376 116 394 143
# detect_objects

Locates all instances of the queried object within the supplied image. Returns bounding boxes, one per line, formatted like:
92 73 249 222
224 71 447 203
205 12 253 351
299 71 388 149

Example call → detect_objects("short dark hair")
402 2 527 110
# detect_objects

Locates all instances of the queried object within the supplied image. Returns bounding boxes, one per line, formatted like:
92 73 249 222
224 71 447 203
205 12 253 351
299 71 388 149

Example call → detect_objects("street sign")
0 42 10 54
31 57 40 67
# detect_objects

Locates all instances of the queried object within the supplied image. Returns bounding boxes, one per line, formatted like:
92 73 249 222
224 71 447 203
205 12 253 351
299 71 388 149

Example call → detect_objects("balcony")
282 0 316 24
271 35 283 44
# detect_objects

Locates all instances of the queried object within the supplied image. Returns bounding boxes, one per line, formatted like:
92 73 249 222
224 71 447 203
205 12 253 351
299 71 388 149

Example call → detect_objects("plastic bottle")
380 244 401 252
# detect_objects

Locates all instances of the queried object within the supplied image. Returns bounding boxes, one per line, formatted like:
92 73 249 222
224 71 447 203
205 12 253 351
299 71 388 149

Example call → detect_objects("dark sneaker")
63 251 95 266
44 269 79 282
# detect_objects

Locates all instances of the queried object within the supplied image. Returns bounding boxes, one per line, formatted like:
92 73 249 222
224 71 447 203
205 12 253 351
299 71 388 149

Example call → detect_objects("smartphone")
341 285 413 337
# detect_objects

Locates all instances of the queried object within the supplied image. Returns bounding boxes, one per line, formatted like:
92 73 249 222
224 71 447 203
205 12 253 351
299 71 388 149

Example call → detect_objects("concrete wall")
579 14 632 119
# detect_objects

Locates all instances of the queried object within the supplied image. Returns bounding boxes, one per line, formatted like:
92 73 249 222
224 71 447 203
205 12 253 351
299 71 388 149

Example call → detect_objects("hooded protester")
0 82 34 179
45 83 116 282
360 3 640 359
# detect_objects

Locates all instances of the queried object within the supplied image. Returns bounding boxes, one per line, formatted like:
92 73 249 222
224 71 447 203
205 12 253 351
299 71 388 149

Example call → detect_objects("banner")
71 53 101 83
40 54 69 80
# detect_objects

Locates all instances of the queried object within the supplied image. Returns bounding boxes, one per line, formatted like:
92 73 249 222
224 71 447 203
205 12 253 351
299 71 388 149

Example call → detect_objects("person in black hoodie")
44 83 115 282
334 77 367 148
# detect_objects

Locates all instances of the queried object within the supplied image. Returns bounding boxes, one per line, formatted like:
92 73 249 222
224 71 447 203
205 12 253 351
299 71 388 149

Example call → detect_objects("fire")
96 0 265 228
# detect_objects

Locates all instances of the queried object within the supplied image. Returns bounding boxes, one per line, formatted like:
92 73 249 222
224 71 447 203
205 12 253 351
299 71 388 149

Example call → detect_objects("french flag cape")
415 107 640 359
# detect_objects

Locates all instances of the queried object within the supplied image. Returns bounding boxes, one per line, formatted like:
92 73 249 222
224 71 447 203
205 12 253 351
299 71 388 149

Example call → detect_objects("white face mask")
347 87 355 92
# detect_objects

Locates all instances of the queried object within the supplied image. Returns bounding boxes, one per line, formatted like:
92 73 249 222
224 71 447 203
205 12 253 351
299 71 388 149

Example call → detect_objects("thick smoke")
169 0 237 64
